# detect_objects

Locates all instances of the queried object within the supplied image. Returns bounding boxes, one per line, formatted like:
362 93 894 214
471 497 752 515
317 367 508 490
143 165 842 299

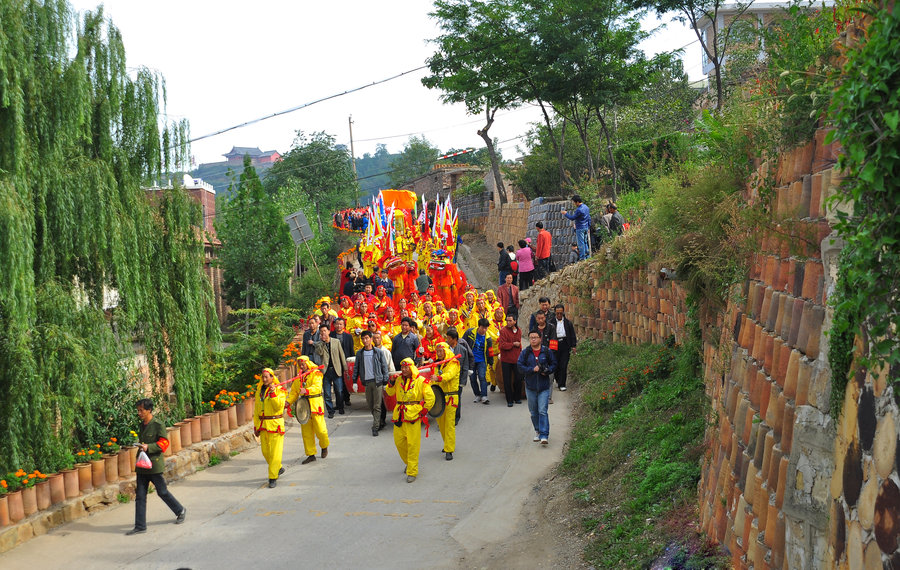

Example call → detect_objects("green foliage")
208 454 221 466
825 6 900 414
117 493 130 504
356 144 397 198
388 135 442 188
454 173 486 197
217 156 293 310
0 2 218 475
203 305 300 399
564 333 711 568
264 131 359 233
756 1 843 148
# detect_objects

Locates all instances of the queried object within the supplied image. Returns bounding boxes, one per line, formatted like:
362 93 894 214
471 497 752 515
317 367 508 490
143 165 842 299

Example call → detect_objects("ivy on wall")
826 6 900 418
0 2 218 473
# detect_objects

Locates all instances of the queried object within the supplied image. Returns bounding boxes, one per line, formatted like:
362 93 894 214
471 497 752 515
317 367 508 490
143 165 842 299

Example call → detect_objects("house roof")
224 146 264 158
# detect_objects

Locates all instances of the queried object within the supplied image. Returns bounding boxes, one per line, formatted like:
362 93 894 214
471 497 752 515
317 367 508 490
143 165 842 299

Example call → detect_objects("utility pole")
349 115 359 206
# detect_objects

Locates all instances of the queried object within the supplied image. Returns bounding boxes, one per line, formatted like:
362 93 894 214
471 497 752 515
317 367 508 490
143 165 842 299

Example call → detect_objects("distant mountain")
356 146 399 200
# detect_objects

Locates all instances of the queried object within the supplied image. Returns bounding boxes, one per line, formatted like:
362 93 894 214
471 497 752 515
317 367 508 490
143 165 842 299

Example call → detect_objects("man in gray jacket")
314 324 348 418
353 331 390 436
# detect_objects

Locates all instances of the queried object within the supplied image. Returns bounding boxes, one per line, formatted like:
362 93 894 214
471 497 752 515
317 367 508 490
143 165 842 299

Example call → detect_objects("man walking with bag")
517 331 557 445
127 399 186 535
353 331 390 436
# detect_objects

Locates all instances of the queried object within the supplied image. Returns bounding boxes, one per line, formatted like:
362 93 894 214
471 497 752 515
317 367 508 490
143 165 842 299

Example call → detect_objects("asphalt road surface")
2 387 572 570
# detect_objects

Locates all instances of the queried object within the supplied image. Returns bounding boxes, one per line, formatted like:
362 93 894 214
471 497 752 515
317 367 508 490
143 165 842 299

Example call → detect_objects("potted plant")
102 438 120 483
59 452 80 500
73 448 95 493
2 473 24 524
119 430 139 475
16 469 38 517
0 478 10 527
84 445 106 488
32 470 51 511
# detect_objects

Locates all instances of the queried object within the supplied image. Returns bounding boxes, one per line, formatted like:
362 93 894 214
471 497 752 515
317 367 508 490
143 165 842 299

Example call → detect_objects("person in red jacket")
535 222 552 279
498 313 524 407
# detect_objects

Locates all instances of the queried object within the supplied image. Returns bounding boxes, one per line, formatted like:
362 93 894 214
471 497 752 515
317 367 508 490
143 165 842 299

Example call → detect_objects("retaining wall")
518 126 899 568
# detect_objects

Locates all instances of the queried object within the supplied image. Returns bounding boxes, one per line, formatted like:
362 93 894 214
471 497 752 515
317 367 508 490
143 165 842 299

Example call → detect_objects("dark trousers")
501 361 522 404
134 472 183 530
519 271 534 290
322 368 344 414
554 347 571 388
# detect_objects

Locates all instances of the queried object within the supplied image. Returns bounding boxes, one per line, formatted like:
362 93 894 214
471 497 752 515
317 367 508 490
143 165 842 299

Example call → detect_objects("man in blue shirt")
463 319 494 404
562 195 592 261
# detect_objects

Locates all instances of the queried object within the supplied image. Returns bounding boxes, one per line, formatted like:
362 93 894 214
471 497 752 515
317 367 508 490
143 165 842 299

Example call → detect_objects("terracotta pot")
235 401 247 425
209 412 221 438
227 405 238 431
242 399 255 424
76 463 93 493
190 416 202 442
90 458 106 488
128 446 138 472
48 473 66 505
22 485 37 516
35 480 51 510
0 495 9 527
104 454 119 483
117 449 132 479
6 490 24 523
199 414 212 440
217 409 230 433
62 468 80 499
179 420 193 447
167 426 181 455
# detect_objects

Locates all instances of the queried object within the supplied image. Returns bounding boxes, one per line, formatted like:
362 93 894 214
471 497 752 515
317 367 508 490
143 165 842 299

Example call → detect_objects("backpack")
510 259 519 273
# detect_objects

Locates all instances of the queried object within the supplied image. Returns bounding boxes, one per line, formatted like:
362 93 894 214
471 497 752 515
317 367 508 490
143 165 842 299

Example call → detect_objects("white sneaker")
560 386 567 391
474 397 482 403
482 398 490 405
540 438 548 445
533 432 540 442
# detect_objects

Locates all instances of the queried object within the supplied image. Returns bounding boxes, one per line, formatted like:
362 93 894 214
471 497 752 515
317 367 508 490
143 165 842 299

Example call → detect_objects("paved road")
2 388 572 570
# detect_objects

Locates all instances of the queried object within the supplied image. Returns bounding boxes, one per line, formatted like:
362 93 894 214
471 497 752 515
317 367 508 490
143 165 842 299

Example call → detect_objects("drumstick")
387 354 460 378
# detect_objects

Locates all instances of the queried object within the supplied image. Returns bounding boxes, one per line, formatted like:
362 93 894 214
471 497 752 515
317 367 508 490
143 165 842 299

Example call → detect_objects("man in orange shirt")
535 221 552 279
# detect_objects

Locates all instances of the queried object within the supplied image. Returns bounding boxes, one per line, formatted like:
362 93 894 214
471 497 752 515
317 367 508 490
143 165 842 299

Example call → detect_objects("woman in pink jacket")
515 239 536 291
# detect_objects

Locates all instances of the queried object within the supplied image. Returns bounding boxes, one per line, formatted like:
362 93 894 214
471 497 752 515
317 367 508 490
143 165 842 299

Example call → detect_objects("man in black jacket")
353 331 390 436
546 304 577 391
391 317 421 370
333 318 355 407
497 242 512 286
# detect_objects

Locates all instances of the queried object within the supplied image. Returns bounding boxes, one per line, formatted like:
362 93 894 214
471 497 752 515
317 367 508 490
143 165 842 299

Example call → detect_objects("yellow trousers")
301 414 329 457
259 431 284 480
393 421 423 476
437 398 456 453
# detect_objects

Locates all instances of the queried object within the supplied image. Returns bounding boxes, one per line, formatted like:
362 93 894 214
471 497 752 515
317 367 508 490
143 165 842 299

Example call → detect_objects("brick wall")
516 127 897 568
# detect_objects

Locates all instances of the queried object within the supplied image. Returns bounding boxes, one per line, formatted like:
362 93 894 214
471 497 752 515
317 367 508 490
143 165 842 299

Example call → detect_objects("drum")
293 398 311 424
428 385 445 418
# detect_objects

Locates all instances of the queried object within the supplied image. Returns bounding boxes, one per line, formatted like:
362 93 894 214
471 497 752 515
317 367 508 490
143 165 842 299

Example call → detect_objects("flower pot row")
0 399 256 528
163 400 253 456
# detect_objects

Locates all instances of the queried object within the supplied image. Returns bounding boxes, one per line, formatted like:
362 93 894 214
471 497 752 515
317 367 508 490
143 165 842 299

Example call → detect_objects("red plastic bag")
135 450 152 469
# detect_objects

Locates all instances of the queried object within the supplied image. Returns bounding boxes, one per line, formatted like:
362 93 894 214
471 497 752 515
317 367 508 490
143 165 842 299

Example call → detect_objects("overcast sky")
68 1 702 168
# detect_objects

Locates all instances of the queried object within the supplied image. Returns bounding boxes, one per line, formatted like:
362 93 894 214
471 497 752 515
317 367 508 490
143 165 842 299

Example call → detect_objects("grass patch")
563 337 727 568
208 453 222 466
229 450 240 457
117 493 130 504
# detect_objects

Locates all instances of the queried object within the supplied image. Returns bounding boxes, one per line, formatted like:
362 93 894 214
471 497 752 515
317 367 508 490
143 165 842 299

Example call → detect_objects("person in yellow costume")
254 368 287 488
484 290 501 313
467 298 492 330
486 307 505 391
432 343 460 461
385 358 436 482
287 356 330 465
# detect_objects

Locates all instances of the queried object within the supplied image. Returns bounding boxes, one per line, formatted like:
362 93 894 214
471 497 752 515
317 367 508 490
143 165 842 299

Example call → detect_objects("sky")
67 0 702 168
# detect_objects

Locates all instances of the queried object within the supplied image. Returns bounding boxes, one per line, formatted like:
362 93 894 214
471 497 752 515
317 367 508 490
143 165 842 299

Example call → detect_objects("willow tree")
0 1 218 473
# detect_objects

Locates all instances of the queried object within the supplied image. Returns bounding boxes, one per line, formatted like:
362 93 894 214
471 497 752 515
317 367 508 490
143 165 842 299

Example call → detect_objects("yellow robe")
433 359 460 453
384 367 436 477
254 381 286 480
287 370 330 457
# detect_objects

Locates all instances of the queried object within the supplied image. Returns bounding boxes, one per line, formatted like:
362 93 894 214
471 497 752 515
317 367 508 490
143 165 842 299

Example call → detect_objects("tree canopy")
388 135 442 187
0 1 218 473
